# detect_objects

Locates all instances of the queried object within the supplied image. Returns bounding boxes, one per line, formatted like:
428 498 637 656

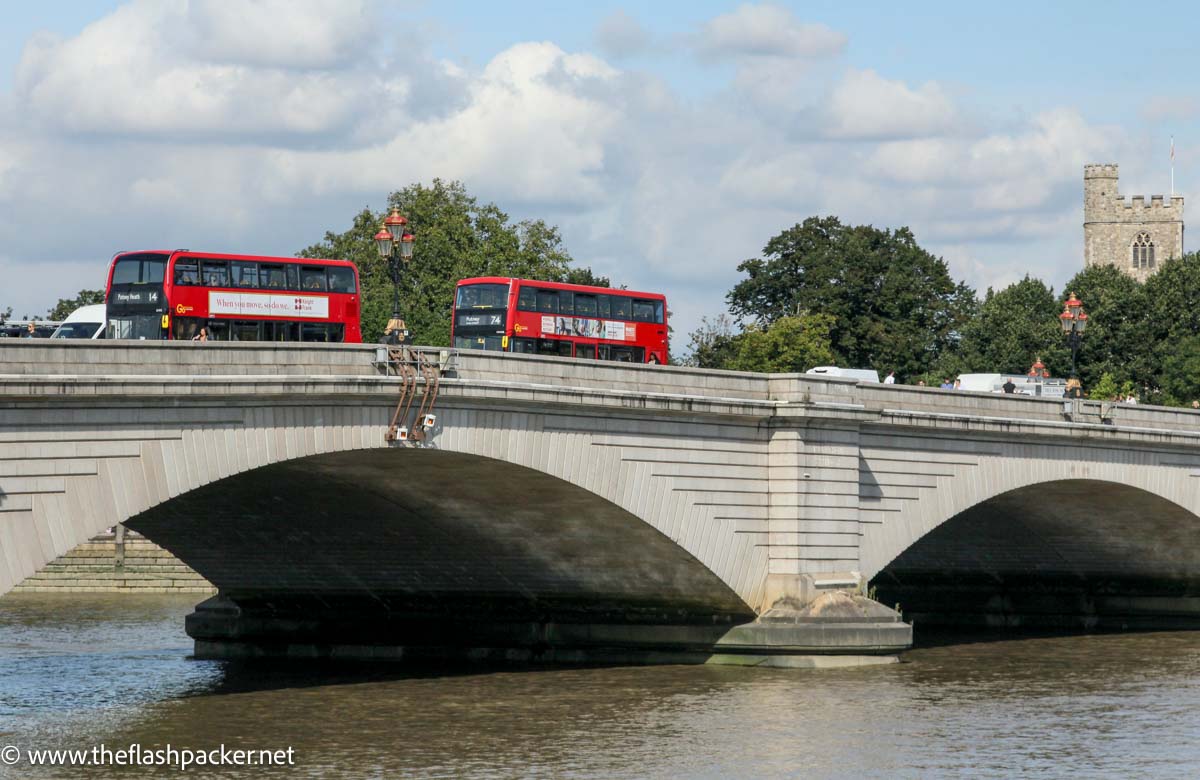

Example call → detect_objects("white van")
51 304 106 340
805 366 880 383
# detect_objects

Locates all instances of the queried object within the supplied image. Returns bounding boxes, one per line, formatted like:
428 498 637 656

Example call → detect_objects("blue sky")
0 1 1195 340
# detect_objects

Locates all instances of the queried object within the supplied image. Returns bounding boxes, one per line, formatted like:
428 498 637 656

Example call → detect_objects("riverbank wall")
14 526 214 594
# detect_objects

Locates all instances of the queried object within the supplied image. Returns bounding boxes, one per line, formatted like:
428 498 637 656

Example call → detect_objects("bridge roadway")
3 341 1200 665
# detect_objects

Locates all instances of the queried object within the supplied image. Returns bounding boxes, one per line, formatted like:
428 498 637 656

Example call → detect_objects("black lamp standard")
1058 291 1089 378
373 207 415 344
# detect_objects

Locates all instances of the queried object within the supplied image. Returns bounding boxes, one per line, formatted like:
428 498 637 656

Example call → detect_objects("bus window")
205 321 229 341
174 262 199 286
611 296 631 320
172 317 204 341
517 286 537 311
510 337 537 353
654 300 665 324
230 321 260 341
574 294 598 316
537 338 572 356
328 267 356 293
560 292 574 315
265 321 299 341
231 261 258 288
597 295 611 319
202 260 229 287
286 265 300 290
576 343 596 359
596 344 644 362
632 300 656 323
536 289 559 314
301 266 327 291
301 322 344 342
456 283 508 309
260 265 286 289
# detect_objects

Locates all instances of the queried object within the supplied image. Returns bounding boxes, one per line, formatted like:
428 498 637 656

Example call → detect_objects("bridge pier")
184 590 911 668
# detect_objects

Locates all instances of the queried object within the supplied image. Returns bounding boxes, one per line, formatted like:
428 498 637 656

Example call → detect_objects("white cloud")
825 69 957 140
693 3 845 60
0 0 1139 345
13 0 404 140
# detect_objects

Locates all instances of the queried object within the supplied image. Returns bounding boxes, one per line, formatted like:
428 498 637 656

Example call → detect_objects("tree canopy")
726 216 976 379
689 213 1200 405
726 314 836 374
298 179 607 344
931 276 1068 381
46 290 105 321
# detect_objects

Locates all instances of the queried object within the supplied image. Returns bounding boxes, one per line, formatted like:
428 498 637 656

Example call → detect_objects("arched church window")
1132 233 1155 269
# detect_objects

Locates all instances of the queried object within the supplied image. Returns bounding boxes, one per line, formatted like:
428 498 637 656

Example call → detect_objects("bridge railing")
4 341 1200 437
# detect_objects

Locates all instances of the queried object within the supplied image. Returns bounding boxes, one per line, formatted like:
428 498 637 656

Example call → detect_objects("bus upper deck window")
574 294 597 316
260 266 285 289
517 287 537 311
174 262 199 286
301 266 327 292
536 289 559 314
611 296 631 320
328 267 355 293
232 261 258 288
202 260 229 287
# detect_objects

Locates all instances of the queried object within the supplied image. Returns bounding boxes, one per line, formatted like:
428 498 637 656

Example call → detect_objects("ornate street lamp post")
1058 291 1089 378
374 207 415 344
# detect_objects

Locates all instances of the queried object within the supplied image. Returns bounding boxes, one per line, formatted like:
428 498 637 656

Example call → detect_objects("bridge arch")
858 438 1200 582
126 448 754 625
869 476 1200 629
1 396 766 626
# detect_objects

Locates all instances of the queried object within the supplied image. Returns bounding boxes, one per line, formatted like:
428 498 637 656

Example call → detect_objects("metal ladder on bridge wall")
374 346 458 443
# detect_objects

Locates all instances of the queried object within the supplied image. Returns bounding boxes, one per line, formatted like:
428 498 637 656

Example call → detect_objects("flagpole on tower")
1171 136 1175 196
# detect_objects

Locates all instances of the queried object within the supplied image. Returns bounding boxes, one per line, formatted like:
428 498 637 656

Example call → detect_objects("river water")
2 593 1199 779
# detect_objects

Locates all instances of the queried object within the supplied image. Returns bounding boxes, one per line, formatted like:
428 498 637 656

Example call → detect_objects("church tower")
1083 164 1184 282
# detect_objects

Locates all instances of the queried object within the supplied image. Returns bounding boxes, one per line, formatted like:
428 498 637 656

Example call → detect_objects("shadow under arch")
870 479 1200 632
124 448 755 660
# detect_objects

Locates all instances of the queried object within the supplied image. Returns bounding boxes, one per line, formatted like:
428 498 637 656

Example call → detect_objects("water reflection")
2 593 1200 778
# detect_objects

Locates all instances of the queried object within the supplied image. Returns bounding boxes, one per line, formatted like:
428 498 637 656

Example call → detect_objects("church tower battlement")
1084 163 1184 282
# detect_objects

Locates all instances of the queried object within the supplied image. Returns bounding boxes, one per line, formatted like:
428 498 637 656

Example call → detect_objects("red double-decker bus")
104 250 361 343
452 277 668 363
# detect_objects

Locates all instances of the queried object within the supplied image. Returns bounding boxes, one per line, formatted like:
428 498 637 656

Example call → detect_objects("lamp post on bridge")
374 207 416 344
1058 291 1089 379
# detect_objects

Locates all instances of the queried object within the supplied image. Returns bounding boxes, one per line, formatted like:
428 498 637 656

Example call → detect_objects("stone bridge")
3 342 1200 664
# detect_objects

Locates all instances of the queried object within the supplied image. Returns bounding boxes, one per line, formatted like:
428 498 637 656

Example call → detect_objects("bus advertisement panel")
452 277 668 363
104 250 361 343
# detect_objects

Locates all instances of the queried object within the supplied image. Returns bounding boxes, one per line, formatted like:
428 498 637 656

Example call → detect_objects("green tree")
0 305 11 323
299 179 605 344
1134 253 1200 403
1158 334 1200 405
46 290 104 321
682 314 739 369
726 216 976 378
727 314 836 373
1088 372 1120 401
940 275 1068 377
